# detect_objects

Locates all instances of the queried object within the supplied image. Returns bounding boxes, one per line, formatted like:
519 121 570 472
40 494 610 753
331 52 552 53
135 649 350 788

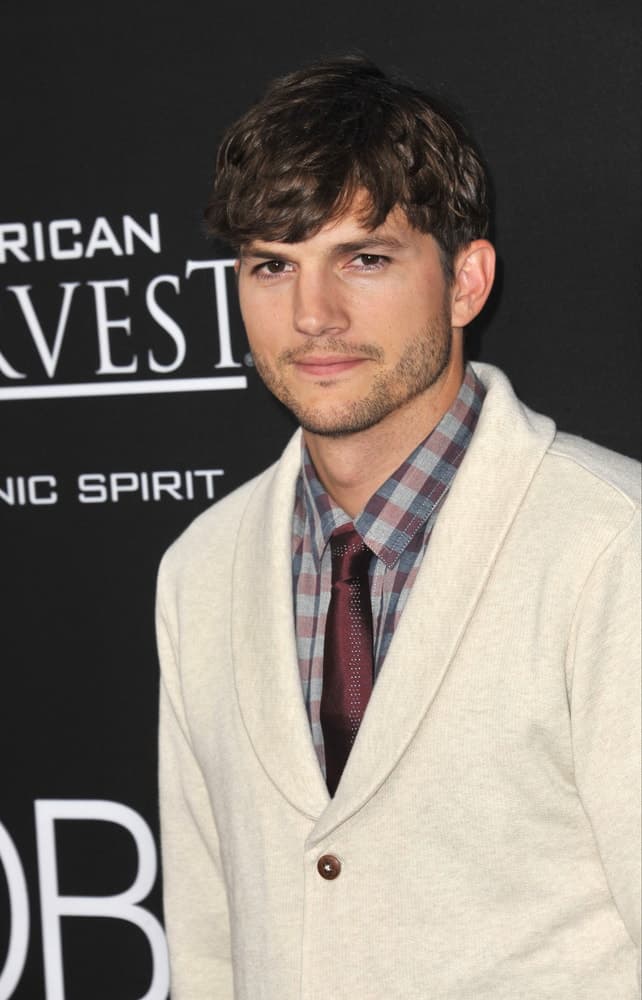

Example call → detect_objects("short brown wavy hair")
205 55 490 279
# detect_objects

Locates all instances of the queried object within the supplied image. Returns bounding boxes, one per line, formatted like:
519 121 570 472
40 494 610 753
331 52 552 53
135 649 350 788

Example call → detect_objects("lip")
293 356 368 377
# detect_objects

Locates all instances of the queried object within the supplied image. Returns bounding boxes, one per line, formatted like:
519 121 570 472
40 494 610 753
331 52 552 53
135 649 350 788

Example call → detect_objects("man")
156 57 640 999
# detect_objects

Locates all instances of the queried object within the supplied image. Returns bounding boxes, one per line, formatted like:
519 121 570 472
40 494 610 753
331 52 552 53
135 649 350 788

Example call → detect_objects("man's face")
237 198 456 439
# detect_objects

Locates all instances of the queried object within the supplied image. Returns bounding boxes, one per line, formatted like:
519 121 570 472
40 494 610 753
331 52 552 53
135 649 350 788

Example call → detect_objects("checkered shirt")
292 364 486 770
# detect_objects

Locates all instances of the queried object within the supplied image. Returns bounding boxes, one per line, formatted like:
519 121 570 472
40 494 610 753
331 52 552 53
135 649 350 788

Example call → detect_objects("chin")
294 396 402 438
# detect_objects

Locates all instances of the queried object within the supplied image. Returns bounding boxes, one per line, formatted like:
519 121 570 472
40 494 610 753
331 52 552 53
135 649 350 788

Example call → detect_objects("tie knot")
329 525 371 585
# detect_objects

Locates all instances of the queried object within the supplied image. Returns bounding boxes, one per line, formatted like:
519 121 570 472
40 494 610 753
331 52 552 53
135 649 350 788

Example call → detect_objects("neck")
304 353 465 519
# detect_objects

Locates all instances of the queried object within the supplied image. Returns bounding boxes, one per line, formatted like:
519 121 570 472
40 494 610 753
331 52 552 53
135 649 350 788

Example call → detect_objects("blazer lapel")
308 364 556 845
231 431 330 820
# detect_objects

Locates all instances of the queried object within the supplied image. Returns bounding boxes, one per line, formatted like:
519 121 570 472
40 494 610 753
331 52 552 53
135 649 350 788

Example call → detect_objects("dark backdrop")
1 2 639 997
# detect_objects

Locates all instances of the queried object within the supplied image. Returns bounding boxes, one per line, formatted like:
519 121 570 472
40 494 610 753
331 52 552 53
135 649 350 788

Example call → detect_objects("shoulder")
536 432 640 551
469 363 640 564
157 429 302 591
163 470 265 570
539 434 640 592
525 420 640 589
546 432 640 510
472 361 640 515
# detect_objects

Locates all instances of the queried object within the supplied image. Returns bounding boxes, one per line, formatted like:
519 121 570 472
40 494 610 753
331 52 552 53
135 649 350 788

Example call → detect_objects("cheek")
364 295 419 342
358 277 434 321
239 305 271 354
243 320 288 372
397 283 449 332
240 289 288 339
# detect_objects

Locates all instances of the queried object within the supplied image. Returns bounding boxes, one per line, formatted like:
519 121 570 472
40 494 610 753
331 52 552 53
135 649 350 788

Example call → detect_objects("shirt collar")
300 363 485 569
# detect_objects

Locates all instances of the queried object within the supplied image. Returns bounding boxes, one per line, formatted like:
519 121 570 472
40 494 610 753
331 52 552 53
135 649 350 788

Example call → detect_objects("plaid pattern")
292 364 486 770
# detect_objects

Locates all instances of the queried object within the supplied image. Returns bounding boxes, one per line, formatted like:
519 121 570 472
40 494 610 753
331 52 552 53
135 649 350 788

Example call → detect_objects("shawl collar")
231 364 556 833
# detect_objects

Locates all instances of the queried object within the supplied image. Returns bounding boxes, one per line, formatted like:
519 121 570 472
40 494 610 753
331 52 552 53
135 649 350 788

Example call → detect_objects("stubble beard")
251 310 453 439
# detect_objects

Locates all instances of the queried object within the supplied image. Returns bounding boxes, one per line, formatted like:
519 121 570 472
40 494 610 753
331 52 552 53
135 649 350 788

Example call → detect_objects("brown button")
317 854 341 880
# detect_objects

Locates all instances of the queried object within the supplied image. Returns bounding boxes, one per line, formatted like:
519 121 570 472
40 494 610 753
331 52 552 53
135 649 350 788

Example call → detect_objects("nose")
292 269 349 338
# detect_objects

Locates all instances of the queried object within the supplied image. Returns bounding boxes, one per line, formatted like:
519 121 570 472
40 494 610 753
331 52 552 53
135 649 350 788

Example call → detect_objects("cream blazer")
157 364 641 999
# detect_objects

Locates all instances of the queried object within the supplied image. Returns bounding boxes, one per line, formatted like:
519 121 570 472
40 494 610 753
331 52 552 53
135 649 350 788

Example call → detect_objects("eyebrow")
241 234 408 261
240 247 290 262
329 236 408 255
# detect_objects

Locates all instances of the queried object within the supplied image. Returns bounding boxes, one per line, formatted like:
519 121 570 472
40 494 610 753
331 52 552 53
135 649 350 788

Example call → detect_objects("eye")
254 259 291 277
350 253 389 270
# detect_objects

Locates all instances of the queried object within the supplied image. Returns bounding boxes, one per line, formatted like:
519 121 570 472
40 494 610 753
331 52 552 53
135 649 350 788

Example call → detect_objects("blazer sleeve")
568 507 641 953
156 574 234 1000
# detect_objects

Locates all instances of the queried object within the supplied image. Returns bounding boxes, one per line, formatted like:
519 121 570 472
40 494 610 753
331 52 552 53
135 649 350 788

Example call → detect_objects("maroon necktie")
320 523 374 796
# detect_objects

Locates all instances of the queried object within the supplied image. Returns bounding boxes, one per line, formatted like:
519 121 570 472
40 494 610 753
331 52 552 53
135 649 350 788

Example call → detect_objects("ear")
450 240 496 328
